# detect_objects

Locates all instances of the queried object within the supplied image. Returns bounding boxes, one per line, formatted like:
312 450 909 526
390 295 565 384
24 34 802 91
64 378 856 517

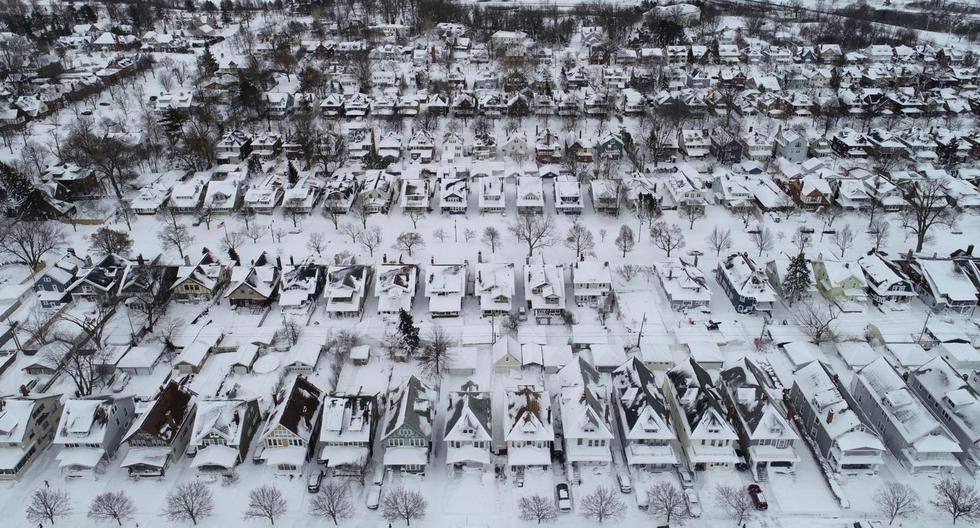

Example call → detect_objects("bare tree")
734 205 758 228
794 300 841 343
88 491 135 526
307 232 326 257
832 224 855 258
310 480 353 526
433 228 448 242
393 232 425 257
163 481 215 526
615 225 635 257
482 226 501 253
617 264 644 282
650 221 685 257
932 477 980 525
564 218 596 259
382 487 427 526
510 213 558 257
406 209 426 229
417 324 455 381
242 222 266 244
901 179 953 252
244 485 287 525
338 222 361 244
706 226 733 256
680 202 705 230
869 217 890 251
580 486 626 524
89 227 133 257
714 484 753 526
751 227 775 257
519 494 558 524
874 482 920 526
0 221 66 272
646 482 689 524
791 227 812 254
26 488 72 525
358 226 383 257
158 208 195 260
463 228 477 242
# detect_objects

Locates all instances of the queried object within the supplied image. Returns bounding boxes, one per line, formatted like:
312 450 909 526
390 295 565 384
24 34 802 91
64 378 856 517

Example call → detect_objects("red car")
747 483 768 510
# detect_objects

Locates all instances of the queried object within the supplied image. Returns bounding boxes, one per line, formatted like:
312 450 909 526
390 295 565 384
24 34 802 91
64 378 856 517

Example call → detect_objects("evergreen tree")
0 162 34 217
398 309 420 356
228 247 241 265
160 107 187 144
783 251 812 306
287 162 298 185
198 47 219 78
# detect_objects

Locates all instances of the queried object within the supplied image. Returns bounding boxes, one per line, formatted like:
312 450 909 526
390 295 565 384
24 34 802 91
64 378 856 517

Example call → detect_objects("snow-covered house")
719 359 800 478
907 258 978 314
54 396 135 477
572 261 612 308
382 376 434 474
408 130 435 162
188 398 262 473
243 175 284 214
168 178 206 214
554 176 584 215
359 170 395 214
171 250 228 302
130 183 172 215
559 358 613 474
259 376 322 474
0 393 62 480
858 253 915 303
121 382 196 478
279 263 323 312
716 253 777 314
439 178 468 214
324 265 372 318
655 258 712 311
611 358 680 470
67 253 131 304
525 257 566 324
475 263 515 317
790 361 886 475
400 178 431 212
215 130 252 164
322 171 360 214
516 176 545 214
812 260 867 302
426 262 466 318
909 357 980 466
203 178 242 213
478 175 506 213
775 129 808 162
375 264 418 315
225 253 280 308
851 358 960 473
502 385 554 474
590 180 621 214
664 359 740 471
317 393 377 477
445 385 492 472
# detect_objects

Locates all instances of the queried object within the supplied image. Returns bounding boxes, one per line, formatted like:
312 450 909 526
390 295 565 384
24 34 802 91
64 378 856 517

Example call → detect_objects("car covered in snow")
556 483 572 512
685 489 702 517
748 483 768 510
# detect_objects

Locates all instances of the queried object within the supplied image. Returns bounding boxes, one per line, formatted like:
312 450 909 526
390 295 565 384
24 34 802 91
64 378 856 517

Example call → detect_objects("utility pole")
636 312 647 347
917 311 932 344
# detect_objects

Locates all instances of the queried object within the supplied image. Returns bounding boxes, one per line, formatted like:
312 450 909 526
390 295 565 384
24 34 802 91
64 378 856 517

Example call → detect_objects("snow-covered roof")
793 362 885 451
190 398 256 448
504 385 553 443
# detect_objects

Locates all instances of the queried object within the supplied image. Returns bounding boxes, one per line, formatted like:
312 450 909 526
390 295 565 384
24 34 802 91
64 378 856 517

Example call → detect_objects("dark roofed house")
382 376 435 474
664 359 740 471
259 375 323 474
611 357 681 470
120 381 197 477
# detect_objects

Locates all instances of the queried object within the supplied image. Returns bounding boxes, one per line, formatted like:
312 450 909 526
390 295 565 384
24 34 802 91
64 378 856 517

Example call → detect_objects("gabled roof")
383 376 434 440
263 376 321 441
612 358 675 441
124 382 195 444
444 390 492 442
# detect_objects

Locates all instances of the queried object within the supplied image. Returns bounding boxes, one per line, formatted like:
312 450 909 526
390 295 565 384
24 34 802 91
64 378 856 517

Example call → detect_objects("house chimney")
826 409 834 423
968 244 975 256
693 254 699 267
290 255 295 265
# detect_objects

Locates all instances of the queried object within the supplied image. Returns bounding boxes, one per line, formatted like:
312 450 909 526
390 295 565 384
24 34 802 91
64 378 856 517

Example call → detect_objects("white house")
324 265 372 318
655 258 711 311
558 358 613 475
516 176 545 214
478 175 506 213
554 176 584 215
375 264 418 315
664 359 740 471
501 385 554 475
426 262 466 317
258 376 322 474
445 385 492 472
317 394 376 478
572 261 612 308
439 178 468 214
475 263 515 316
524 257 566 324
53 396 134 477
382 376 435 474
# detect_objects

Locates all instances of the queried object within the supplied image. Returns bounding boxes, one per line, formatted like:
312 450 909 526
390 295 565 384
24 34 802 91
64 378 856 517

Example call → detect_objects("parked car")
556 483 572 512
748 483 768 510
635 489 649 511
677 468 694 489
251 445 265 464
307 469 324 493
366 482 383 510
616 472 633 493
111 372 131 393
685 489 702 517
